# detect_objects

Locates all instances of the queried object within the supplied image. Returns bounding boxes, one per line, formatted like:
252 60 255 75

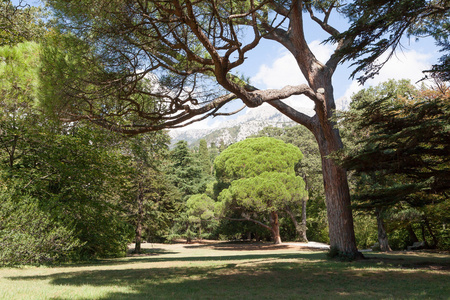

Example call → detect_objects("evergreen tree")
185 194 217 241
254 126 326 242
334 0 450 82
197 139 212 175
122 132 181 253
215 137 307 244
169 140 209 198
337 79 450 250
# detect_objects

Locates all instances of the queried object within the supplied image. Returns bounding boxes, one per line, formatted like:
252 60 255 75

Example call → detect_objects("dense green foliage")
164 140 215 241
0 0 45 46
335 0 450 82
337 79 450 250
214 137 303 184
0 41 172 264
214 137 307 243
185 193 218 240
169 141 210 198
254 126 329 243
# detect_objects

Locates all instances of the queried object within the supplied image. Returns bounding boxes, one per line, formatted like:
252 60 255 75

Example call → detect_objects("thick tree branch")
269 99 316 132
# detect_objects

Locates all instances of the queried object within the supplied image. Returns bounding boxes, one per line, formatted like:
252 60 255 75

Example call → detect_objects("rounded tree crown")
214 137 303 182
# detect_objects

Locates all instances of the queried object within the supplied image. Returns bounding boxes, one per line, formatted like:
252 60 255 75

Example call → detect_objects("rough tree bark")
375 207 392 252
270 211 282 245
265 2 360 257
134 182 144 254
301 199 308 242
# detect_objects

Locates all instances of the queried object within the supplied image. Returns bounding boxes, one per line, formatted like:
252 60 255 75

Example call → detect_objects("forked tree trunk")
286 207 307 242
270 211 282 244
270 9 361 255
375 207 392 252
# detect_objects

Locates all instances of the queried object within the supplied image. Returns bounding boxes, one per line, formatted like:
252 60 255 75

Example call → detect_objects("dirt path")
127 240 330 257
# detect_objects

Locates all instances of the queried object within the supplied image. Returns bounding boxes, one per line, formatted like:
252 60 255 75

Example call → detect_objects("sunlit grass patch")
1 243 449 299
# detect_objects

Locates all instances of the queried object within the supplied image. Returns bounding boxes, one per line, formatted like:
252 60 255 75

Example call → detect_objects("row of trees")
36 0 448 258
1 0 448 261
1 47 448 265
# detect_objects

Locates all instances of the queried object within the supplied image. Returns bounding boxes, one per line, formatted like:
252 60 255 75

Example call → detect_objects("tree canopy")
254 125 326 242
215 137 307 244
334 0 450 83
0 0 45 46
338 80 450 205
337 79 450 250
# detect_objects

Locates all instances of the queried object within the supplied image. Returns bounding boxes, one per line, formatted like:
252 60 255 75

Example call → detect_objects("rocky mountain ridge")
169 103 315 147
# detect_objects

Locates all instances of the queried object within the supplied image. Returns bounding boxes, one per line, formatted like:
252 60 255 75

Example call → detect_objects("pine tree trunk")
270 41 360 256
258 3 360 256
134 182 144 254
286 208 307 242
375 208 392 252
407 224 419 243
424 217 438 248
270 211 282 244
301 199 308 242
315 124 360 257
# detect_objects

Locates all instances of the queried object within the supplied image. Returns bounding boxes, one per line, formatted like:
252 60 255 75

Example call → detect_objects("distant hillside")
169 102 315 147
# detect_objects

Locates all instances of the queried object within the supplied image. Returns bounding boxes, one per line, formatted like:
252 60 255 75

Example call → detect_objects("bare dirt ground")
127 240 330 257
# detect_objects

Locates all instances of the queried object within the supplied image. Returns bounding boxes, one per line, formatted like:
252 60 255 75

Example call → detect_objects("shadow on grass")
362 253 450 271
7 256 450 300
127 247 180 256
54 252 329 269
184 242 295 251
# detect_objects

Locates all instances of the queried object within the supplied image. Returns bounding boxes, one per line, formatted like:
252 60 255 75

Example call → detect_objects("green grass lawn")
1 242 449 299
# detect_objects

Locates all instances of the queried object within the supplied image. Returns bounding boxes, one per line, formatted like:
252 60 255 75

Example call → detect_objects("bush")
0 195 81 266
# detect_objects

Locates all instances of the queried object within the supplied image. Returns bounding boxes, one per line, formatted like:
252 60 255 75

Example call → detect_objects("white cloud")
369 50 433 85
251 52 304 89
337 49 434 109
249 40 336 115
251 40 335 89
308 40 335 64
